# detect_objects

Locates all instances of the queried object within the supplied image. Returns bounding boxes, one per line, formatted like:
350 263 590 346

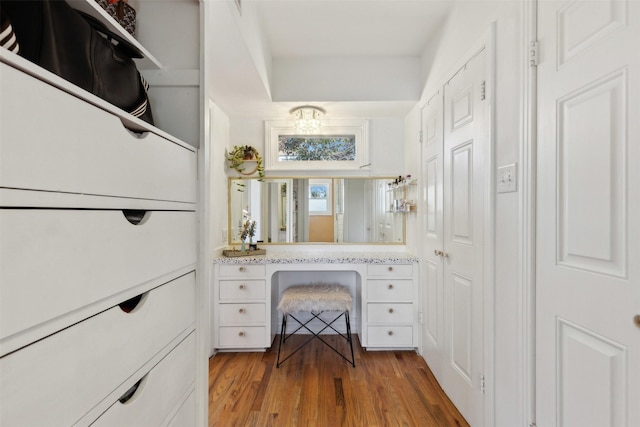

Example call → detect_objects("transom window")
265 119 369 171
278 135 356 162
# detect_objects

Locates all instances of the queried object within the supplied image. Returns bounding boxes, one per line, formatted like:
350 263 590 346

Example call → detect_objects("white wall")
405 2 526 426
210 103 231 252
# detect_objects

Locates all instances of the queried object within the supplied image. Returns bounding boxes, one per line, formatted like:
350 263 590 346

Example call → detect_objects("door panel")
420 91 445 383
451 142 473 245
536 1 639 425
442 48 488 426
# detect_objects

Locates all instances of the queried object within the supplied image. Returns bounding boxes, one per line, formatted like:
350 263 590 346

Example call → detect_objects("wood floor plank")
209 335 469 427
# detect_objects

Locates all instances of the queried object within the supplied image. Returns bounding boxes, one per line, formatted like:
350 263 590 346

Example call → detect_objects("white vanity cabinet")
212 255 419 352
214 264 270 349
0 1 202 424
363 264 419 348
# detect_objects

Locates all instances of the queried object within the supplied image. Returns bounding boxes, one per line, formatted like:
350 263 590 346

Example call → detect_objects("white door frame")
522 1 537 426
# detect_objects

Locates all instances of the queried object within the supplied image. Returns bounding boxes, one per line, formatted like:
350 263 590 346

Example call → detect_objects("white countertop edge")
213 251 419 264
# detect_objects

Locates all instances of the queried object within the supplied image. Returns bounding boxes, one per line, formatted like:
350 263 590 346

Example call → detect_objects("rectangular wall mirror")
228 177 406 244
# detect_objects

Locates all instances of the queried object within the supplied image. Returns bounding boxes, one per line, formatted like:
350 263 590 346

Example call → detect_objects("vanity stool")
276 284 355 367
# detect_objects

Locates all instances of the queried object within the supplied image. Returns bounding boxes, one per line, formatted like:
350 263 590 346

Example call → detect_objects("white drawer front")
0 64 196 203
93 332 196 427
167 390 196 427
367 326 414 347
219 280 266 301
219 303 266 324
218 326 267 348
0 273 196 427
0 209 196 344
367 303 414 324
366 279 414 302
367 264 413 277
218 264 266 278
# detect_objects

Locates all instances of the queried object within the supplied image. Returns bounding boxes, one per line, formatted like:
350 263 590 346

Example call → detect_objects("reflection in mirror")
228 177 406 244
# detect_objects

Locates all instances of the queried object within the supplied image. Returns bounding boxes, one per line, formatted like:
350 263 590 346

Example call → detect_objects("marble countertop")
213 250 419 265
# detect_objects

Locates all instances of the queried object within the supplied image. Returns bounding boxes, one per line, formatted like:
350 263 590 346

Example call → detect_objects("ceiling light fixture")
290 106 325 134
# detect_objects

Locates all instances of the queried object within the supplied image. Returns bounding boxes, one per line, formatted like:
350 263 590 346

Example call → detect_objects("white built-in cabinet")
0 0 203 425
212 258 420 352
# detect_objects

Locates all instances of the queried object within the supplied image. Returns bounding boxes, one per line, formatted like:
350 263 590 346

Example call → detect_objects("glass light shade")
291 106 324 134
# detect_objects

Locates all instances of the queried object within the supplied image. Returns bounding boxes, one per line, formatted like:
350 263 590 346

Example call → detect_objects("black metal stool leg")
345 311 355 367
276 310 355 367
276 314 287 368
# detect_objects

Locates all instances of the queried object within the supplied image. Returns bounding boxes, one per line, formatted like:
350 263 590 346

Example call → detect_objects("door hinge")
419 130 423 144
480 374 486 394
480 80 486 101
529 40 539 67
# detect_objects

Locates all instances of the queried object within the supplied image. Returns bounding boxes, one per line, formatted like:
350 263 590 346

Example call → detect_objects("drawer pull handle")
238 331 245 337
388 284 394 290
239 308 246 314
118 376 146 404
119 293 146 313
239 266 246 272
388 308 394 314
239 284 246 290
388 331 394 336
122 209 149 225
119 117 151 138
388 266 393 272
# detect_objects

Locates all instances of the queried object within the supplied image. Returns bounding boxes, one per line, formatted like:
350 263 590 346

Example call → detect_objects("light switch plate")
497 163 517 193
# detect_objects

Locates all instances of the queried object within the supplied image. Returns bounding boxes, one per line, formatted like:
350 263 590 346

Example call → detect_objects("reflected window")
309 179 332 215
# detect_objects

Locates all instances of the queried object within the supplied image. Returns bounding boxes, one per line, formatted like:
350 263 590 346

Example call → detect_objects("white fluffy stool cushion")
278 284 352 314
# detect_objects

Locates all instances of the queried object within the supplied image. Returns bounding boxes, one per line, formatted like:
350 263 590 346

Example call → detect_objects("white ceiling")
209 0 453 119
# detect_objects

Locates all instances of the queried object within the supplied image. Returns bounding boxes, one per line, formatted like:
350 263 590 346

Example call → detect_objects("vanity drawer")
218 326 267 348
92 332 196 427
219 303 266 324
367 303 414 324
0 63 196 204
218 264 266 278
366 279 414 302
367 264 413 277
0 273 196 427
367 326 414 347
219 280 266 301
0 209 196 345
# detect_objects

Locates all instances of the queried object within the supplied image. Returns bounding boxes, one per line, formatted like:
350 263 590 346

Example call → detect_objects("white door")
442 48 489 426
420 90 445 383
536 1 640 426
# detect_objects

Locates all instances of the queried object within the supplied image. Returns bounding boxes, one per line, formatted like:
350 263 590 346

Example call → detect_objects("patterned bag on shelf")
95 0 136 36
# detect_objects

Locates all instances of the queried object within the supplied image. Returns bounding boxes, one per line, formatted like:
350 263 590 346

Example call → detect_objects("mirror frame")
227 176 407 245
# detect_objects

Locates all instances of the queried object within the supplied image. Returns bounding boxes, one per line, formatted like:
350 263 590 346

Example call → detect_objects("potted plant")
226 145 264 180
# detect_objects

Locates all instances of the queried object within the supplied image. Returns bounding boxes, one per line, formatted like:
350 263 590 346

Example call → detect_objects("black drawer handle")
119 293 147 313
122 209 149 225
118 376 146 404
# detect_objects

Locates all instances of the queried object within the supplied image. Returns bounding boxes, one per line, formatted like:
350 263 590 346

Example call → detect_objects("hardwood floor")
209 335 469 426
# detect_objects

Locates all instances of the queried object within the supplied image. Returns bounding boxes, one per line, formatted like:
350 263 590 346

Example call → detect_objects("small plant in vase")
240 219 257 252
227 145 264 181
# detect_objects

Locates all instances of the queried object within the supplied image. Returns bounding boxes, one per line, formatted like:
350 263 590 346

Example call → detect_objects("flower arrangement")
226 145 264 181
240 219 256 243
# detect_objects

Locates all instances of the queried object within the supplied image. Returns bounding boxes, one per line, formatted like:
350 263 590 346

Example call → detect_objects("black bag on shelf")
1 0 154 125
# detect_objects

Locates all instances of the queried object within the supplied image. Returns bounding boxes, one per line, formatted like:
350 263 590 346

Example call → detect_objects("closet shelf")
67 0 163 69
